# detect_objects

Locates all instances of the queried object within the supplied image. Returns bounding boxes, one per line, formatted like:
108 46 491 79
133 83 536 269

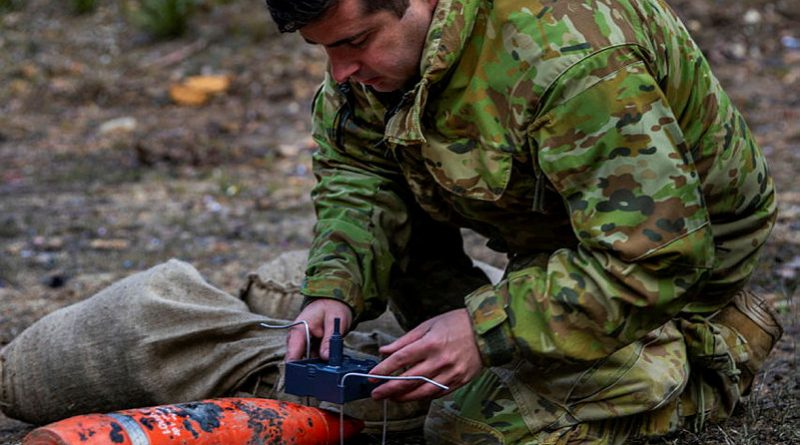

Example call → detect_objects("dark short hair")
265 0 410 33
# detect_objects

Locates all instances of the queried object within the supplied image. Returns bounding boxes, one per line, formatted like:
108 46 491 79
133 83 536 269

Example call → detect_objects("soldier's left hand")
368 308 483 402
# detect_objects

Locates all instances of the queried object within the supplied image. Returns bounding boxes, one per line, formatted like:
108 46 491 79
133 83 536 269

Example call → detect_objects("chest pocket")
420 132 516 202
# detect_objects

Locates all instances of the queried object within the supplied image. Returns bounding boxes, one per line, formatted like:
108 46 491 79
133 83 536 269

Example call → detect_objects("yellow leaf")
183 75 231 94
168 75 231 106
169 83 208 106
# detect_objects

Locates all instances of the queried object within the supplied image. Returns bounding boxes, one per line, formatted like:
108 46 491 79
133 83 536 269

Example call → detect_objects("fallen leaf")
184 75 231 94
169 83 208 106
89 239 130 250
168 75 232 107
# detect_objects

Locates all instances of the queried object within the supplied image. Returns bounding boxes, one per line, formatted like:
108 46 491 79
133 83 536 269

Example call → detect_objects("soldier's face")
300 0 438 92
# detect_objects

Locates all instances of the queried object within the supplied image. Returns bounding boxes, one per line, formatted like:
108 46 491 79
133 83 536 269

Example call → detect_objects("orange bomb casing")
23 397 364 445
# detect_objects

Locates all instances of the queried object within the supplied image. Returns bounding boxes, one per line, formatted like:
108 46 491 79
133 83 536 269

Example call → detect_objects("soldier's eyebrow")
303 29 371 48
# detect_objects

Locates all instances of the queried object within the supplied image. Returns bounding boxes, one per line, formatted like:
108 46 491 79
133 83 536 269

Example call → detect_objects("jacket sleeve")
301 75 411 321
465 58 715 368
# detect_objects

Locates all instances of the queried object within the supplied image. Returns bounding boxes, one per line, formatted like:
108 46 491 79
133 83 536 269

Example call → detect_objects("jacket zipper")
332 82 356 150
529 123 548 213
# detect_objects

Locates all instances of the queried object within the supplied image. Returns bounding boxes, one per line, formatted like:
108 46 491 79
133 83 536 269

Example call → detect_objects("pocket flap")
421 133 514 201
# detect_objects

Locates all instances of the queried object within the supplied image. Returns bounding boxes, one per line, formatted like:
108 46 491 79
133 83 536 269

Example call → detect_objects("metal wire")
338 373 450 445
258 320 312 407
382 398 388 445
259 320 310 360
339 373 449 391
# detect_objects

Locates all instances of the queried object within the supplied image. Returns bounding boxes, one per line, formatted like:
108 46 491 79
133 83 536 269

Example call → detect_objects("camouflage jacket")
302 0 776 367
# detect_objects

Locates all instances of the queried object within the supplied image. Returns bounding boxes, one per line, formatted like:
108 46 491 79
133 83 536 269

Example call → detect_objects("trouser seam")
492 363 569 433
427 403 506 444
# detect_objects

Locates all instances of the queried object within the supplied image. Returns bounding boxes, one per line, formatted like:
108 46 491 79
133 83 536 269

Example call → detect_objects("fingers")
370 363 433 400
285 298 352 362
369 309 483 402
370 335 450 400
378 321 430 356
370 330 431 377
371 361 455 401
384 377 450 402
395 357 480 401
285 326 308 362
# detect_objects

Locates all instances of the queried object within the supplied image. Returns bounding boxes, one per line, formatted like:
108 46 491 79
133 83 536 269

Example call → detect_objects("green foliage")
129 0 197 39
72 0 98 15
0 0 23 13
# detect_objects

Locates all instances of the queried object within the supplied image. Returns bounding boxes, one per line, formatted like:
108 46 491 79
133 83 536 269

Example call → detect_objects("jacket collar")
384 0 480 145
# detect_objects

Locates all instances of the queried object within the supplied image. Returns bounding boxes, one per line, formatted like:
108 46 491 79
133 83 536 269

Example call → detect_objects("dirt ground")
1 0 798 444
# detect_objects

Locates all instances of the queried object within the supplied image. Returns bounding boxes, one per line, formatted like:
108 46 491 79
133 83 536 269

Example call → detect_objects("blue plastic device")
284 318 384 404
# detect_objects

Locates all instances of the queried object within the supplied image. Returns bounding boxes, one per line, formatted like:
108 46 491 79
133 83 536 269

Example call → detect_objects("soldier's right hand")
285 298 352 362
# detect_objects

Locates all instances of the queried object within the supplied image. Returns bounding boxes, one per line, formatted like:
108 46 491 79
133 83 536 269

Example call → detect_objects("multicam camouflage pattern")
423 289 775 444
425 375 646 445
301 0 776 441
426 320 688 444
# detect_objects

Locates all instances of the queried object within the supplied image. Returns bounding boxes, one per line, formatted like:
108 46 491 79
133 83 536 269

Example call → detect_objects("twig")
141 38 208 69
716 424 736 445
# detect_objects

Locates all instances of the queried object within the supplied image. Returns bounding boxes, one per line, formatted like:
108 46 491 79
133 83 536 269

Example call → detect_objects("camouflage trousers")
423 295 781 445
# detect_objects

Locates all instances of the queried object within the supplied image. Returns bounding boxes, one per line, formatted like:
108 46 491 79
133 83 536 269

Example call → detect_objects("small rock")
277 143 301 157
727 42 747 60
99 117 138 135
781 35 800 51
145 237 163 252
33 252 57 269
743 9 762 25
203 195 224 213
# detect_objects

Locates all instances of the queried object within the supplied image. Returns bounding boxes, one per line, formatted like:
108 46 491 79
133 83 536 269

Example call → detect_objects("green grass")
71 0 98 14
0 0 23 12
129 0 197 39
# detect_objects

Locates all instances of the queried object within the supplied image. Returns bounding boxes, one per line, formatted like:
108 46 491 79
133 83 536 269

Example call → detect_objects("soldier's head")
265 0 438 92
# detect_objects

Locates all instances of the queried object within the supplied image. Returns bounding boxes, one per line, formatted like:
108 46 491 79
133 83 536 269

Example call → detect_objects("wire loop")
259 320 311 360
